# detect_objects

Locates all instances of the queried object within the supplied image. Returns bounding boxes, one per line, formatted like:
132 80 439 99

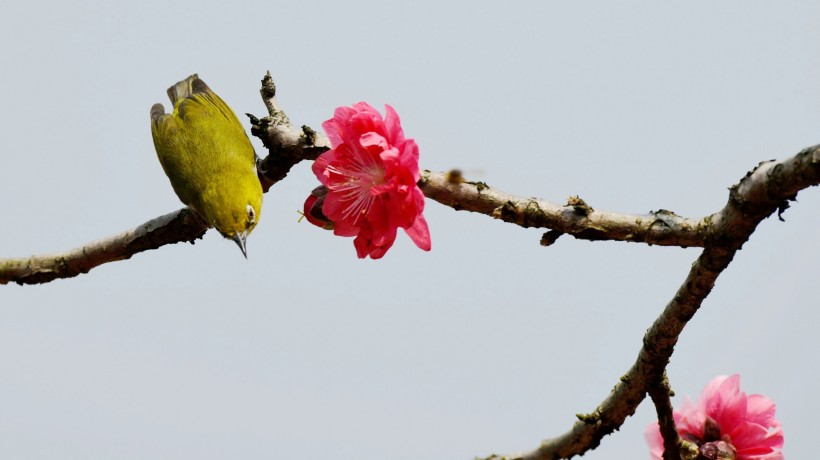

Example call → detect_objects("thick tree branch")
480 242 733 460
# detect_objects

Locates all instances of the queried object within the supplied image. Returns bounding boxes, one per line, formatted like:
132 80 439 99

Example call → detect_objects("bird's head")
208 187 263 258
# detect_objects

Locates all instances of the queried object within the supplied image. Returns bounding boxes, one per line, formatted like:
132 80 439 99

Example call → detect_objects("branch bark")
0 209 207 285
419 171 709 247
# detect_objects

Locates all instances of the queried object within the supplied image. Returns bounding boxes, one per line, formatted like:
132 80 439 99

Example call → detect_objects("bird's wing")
149 98 201 211
173 76 249 147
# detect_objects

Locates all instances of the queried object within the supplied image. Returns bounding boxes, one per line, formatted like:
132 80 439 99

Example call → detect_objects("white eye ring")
247 204 256 224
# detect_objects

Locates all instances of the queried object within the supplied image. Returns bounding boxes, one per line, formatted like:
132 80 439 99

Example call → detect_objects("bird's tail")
167 74 210 106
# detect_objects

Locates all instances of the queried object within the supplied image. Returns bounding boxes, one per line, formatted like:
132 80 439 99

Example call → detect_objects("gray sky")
0 1 818 459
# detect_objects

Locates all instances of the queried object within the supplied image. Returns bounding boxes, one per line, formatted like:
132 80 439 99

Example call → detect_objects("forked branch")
479 147 819 459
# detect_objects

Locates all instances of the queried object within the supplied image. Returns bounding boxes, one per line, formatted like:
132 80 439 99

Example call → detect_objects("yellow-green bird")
150 74 263 258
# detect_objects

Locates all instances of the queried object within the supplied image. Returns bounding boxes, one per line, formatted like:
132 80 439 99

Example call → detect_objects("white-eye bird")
150 74 263 257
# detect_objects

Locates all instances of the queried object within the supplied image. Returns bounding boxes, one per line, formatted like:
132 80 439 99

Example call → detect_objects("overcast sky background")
0 1 818 459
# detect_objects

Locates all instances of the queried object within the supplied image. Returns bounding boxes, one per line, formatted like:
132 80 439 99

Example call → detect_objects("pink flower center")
694 417 736 460
697 440 736 459
326 152 385 223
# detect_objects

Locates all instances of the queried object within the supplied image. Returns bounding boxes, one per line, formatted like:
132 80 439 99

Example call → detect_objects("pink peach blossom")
305 102 430 259
645 375 783 460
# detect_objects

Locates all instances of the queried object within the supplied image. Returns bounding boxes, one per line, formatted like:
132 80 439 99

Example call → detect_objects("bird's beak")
232 231 248 259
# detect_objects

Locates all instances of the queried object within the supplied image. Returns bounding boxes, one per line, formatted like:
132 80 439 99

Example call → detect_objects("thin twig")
249 71 330 192
647 373 682 460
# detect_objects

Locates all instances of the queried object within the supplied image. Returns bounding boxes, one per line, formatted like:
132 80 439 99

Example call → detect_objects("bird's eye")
247 204 256 224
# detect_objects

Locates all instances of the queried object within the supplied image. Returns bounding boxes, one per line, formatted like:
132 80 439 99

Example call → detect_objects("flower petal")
383 104 405 145
745 394 779 428
405 212 431 251
643 422 664 460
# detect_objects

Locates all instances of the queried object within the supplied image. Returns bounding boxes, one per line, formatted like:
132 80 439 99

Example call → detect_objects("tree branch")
249 71 329 191
419 171 709 247
647 373 682 460
0 72 329 286
0 209 207 285
479 146 819 459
